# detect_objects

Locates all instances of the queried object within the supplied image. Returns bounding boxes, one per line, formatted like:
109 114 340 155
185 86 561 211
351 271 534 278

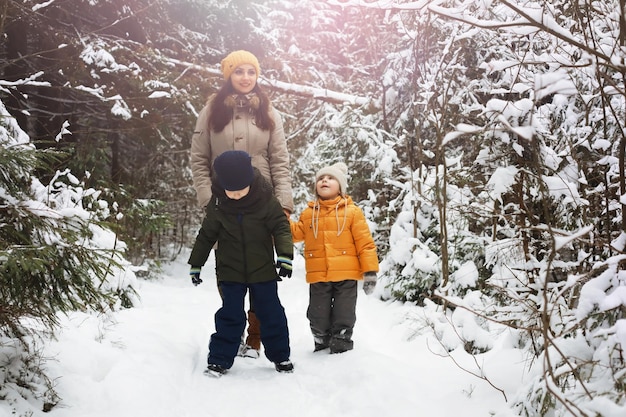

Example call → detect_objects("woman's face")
230 64 257 94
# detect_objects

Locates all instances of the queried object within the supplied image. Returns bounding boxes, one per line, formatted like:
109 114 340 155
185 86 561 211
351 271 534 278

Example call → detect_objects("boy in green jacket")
188 150 294 377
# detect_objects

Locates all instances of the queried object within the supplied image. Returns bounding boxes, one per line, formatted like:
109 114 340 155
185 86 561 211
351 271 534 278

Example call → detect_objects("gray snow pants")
307 280 357 353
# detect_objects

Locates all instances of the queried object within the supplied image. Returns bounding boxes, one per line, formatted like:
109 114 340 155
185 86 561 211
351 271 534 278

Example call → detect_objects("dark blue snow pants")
208 280 290 369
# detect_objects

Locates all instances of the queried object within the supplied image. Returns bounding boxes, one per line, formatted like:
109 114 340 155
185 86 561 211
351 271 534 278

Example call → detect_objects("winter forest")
1 0 625 416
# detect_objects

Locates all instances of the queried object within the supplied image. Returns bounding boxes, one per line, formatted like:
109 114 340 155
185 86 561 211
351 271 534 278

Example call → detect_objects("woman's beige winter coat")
291 195 379 284
190 97 294 212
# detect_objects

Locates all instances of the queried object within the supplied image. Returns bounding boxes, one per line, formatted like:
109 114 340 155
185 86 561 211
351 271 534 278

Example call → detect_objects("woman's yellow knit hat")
220 50 260 80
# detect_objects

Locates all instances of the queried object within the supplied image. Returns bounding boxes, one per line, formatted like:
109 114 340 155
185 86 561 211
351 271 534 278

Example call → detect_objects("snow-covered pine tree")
0 97 138 412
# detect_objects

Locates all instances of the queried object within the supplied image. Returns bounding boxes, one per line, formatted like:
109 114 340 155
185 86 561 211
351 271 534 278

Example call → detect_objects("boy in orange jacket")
291 162 379 353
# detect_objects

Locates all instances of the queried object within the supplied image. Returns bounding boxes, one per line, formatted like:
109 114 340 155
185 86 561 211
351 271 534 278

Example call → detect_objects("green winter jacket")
188 170 293 283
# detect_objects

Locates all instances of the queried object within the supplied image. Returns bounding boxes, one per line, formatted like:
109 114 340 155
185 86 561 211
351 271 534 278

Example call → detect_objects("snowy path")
42 253 521 417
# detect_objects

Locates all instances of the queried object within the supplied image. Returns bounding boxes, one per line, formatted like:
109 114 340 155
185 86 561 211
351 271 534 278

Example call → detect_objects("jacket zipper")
237 212 248 282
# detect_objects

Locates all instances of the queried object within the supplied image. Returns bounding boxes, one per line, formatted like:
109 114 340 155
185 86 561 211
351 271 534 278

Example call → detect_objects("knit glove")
276 256 293 278
190 266 203 286
363 272 377 295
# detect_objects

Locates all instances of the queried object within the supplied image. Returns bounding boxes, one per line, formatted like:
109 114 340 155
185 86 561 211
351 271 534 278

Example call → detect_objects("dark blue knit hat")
213 150 254 191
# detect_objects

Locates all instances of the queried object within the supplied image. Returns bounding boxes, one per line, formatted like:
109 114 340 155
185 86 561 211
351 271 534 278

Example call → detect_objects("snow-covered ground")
37 251 524 417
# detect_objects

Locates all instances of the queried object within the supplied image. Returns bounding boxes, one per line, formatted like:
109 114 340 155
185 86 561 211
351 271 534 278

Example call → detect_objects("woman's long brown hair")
208 83 275 133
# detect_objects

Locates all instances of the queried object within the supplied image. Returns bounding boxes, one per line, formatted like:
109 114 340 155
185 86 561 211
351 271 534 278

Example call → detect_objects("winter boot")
329 336 354 354
313 335 330 352
204 363 227 378
274 360 294 373
237 341 260 359
314 343 329 352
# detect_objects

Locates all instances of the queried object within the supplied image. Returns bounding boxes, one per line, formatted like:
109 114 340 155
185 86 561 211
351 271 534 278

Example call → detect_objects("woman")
190 50 294 359
190 50 293 214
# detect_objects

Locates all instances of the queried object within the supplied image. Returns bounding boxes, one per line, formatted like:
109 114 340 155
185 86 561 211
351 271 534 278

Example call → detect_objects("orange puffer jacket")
291 195 379 284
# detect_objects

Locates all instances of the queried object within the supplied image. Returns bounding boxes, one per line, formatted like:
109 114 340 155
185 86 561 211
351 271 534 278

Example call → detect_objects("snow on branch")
328 0 426 10
331 0 620 70
54 120 71 143
0 71 51 89
260 78 371 107
428 0 618 70
165 58 373 107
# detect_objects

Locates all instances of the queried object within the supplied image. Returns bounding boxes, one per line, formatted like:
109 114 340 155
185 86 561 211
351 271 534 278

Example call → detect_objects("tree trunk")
619 0 626 232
